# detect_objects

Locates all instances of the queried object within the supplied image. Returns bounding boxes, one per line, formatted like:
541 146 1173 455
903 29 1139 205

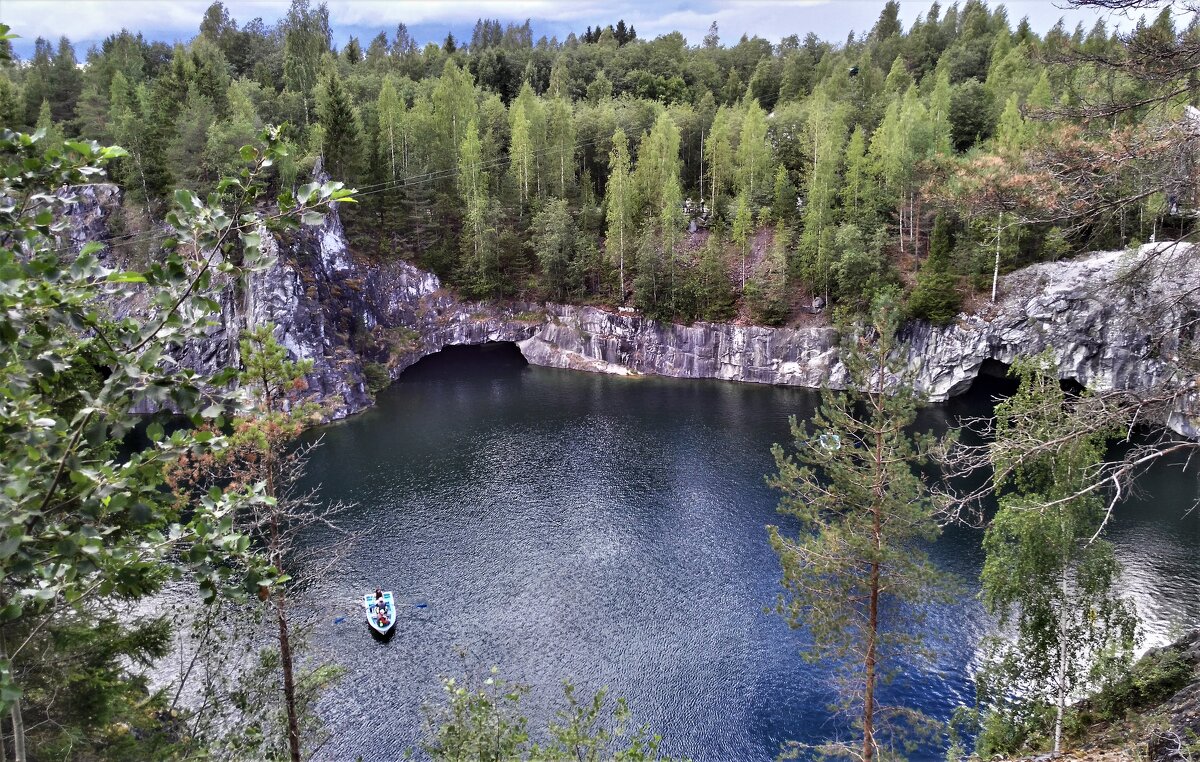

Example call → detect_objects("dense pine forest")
1 0 1190 325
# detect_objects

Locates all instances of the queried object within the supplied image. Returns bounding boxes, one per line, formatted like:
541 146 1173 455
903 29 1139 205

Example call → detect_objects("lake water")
296 343 1199 761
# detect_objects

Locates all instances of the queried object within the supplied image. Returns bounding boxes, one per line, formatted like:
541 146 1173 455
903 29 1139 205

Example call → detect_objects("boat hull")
364 591 396 635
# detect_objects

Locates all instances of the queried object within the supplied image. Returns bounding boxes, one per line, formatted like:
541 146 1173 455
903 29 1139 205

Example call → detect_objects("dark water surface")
297 343 1199 761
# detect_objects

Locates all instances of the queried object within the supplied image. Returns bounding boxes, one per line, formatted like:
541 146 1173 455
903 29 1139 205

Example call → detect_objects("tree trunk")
267 451 302 762
619 230 625 304
8 701 23 762
277 591 302 762
1053 565 1070 757
863 557 880 762
991 212 1003 304
741 245 746 293
862 370 886 762
0 630 23 762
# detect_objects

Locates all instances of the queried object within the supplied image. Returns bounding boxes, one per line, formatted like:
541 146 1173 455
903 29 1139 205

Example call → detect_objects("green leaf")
146 421 164 442
301 211 325 227
174 188 199 210
106 271 147 283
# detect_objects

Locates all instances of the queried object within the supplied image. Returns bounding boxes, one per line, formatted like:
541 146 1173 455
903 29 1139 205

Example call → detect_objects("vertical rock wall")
71 183 1200 435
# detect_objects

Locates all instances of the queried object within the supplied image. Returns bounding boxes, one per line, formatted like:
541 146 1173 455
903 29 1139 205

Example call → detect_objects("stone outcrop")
72 183 1200 436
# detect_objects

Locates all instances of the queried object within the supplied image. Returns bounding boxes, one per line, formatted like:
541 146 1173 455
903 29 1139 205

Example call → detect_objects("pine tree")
995 92 1027 157
908 214 962 325
693 234 736 321
167 90 217 191
318 72 361 182
48 36 82 127
281 0 331 124
231 324 317 762
767 295 952 762
34 99 64 148
771 164 795 222
531 198 578 299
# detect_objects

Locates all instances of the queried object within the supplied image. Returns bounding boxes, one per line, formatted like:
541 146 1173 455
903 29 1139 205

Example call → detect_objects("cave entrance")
968 357 1087 399
395 342 527 385
968 358 1020 399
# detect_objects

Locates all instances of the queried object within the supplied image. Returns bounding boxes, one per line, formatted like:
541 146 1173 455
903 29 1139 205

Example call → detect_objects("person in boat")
377 609 390 627
375 587 383 601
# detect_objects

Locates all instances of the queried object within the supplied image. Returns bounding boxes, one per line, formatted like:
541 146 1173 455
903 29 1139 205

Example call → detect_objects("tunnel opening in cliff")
966 359 1020 399
966 358 1088 400
395 342 527 384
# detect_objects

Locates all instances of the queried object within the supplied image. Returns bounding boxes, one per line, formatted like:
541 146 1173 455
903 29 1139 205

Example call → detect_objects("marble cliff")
71 184 1200 436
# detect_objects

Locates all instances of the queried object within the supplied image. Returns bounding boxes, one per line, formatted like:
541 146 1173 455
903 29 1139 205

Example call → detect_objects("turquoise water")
296 343 1199 761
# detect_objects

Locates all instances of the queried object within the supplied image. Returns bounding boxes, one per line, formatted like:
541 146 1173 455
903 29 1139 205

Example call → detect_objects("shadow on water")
295 345 1199 762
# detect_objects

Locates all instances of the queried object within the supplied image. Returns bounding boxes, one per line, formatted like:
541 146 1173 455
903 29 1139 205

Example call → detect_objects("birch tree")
735 99 773 204
704 105 737 212
605 127 634 301
975 355 1136 758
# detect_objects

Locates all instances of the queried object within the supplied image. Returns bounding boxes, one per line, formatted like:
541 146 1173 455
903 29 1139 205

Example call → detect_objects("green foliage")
745 226 789 325
0 123 351 756
15 2 1135 313
606 127 634 299
422 668 681 762
949 78 995 151
318 70 361 181
975 354 1138 757
531 198 583 300
1087 645 1194 721
767 295 954 759
832 222 892 312
691 234 737 322
771 164 796 222
908 214 962 324
736 99 773 204
363 362 392 394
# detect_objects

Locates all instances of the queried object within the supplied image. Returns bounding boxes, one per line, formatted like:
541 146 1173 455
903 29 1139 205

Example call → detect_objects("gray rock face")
70 183 1200 436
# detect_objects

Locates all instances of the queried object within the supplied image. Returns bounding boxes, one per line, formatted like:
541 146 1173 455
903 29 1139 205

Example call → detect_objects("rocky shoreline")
73 184 1200 436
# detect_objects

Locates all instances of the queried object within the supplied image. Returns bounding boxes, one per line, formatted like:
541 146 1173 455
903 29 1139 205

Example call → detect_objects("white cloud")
2 0 1118 53
3 0 229 45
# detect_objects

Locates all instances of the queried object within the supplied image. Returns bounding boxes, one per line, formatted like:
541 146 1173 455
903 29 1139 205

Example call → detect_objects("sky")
1 0 1153 59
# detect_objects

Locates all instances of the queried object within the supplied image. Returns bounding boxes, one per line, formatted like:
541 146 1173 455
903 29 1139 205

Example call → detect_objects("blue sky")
2 1 1147 59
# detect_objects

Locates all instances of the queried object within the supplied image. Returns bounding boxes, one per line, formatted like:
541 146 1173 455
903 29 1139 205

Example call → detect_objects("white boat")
364 591 396 636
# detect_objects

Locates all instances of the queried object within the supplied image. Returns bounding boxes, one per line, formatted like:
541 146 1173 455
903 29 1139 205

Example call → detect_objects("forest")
1 1 1198 760
1 0 1188 327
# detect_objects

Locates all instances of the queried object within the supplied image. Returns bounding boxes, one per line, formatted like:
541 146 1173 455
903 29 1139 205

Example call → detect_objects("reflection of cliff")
76 183 1199 435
